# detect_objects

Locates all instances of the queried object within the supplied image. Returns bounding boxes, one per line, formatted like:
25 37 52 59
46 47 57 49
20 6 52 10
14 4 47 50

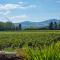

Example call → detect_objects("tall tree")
54 22 57 30
6 22 13 30
49 22 53 30
19 24 21 30
0 22 4 31
58 23 60 30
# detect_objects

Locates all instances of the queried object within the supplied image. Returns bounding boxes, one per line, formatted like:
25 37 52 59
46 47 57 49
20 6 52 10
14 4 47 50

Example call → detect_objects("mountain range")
17 19 60 29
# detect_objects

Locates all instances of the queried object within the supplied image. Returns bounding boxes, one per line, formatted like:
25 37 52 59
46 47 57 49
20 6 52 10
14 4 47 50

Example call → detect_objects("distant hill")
17 19 60 29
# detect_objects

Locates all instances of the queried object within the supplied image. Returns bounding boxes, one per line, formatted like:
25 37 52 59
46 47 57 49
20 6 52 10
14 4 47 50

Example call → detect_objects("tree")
0 22 21 31
19 24 21 30
54 22 57 30
0 22 3 31
49 22 54 30
6 22 13 30
58 23 60 30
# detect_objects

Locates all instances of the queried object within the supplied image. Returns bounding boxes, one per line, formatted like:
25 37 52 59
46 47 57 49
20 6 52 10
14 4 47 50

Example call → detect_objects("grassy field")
0 30 60 60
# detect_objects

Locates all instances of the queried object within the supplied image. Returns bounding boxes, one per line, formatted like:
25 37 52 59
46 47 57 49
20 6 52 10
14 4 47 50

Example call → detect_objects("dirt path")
0 51 24 60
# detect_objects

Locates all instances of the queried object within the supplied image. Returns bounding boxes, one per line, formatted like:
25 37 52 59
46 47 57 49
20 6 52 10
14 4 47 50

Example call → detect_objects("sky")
0 0 60 23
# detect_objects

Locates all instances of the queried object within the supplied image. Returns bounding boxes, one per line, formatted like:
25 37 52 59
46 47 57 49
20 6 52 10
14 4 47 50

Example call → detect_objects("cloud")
11 15 28 20
6 14 29 22
0 4 20 11
0 2 36 15
0 3 36 11
3 11 10 15
0 1 36 22
0 4 19 15
0 11 10 15
0 14 29 22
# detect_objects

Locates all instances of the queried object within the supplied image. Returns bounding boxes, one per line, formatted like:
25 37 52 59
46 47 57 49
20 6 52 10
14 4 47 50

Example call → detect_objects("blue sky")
0 0 60 23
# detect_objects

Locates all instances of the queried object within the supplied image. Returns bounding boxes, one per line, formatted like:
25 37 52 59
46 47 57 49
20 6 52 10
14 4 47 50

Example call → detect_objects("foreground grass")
0 30 60 60
16 41 60 60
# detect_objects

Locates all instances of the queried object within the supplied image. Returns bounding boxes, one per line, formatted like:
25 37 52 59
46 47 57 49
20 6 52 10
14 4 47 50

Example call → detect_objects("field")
0 30 60 60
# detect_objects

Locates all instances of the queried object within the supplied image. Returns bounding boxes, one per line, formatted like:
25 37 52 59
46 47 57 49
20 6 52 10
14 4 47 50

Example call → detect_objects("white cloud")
0 4 20 11
0 14 29 22
0 4 19 15
3 11 10 15
11 15 28 20
7 14 29 22
0 11 10 15
0 3 36 15
0 3 36 11
0 2 36 22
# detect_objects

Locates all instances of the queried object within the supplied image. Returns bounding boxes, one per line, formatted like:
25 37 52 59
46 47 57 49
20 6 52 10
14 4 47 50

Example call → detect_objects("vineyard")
0 30 60 60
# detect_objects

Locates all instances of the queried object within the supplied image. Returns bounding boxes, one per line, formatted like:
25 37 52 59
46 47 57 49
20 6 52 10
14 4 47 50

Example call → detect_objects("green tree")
58 23 60 30
19 24 21 30
54 22 57 30
49 22 54 30
0 22 5 31
6 21 15 30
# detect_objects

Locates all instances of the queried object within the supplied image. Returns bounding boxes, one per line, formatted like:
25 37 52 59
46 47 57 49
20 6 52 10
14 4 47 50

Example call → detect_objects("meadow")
0 30 60 60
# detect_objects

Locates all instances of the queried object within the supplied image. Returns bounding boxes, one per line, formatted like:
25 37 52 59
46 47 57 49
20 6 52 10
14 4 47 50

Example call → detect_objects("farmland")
0 30 60 60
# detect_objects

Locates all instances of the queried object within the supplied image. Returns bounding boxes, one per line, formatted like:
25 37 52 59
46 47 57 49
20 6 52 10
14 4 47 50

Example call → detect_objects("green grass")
0 30 60 48
0 30 60 60
15 41 60 60
25 42 60 60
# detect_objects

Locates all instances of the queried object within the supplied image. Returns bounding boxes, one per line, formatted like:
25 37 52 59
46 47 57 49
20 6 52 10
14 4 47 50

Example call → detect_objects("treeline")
25 21 60 30
0 22 21 31
49 21 60 30
0 21 60 31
